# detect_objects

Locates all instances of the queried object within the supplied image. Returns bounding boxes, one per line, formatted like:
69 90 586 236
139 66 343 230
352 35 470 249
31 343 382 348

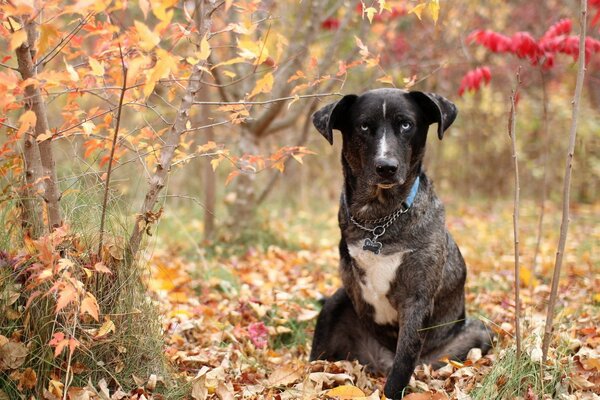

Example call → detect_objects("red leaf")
247 322 268 348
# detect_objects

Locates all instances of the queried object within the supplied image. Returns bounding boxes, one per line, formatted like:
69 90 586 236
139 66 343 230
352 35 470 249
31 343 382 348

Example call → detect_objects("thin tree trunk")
541 0 587 363
16 17 62 231
531 69 550 299
127 0 219 260
98 47 128 258
508 72 522 359
203 123 216 241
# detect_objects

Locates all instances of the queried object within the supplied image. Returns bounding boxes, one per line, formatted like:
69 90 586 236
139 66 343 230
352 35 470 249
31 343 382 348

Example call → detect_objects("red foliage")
463 18 600 95
321 17 340 30
458 67 491 96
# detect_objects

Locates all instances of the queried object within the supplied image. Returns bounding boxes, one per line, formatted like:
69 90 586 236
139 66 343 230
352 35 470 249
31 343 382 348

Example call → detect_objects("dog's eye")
400 121 413 131
360 124 369 132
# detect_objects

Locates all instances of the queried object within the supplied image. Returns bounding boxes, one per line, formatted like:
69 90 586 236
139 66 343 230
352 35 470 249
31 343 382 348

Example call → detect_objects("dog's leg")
310 289 395 374
419 318 494 368
383 297 432 399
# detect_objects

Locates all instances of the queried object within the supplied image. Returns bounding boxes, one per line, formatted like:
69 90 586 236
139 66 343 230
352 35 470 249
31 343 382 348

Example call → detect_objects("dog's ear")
409 91 458 140
312 95 358 145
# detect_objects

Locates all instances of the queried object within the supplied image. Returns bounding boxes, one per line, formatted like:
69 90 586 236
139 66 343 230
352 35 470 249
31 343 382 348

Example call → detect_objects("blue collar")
401 176 420 211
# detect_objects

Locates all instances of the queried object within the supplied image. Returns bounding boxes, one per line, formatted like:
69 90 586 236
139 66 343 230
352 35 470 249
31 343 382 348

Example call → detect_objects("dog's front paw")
383 375 408 399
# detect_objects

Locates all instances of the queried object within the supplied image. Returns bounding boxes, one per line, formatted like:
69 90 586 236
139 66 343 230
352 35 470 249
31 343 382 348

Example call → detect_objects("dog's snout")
375 159 398 179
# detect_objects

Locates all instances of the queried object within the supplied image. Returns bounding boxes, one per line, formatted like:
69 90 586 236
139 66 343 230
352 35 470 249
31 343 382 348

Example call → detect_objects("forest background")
0 0 599 399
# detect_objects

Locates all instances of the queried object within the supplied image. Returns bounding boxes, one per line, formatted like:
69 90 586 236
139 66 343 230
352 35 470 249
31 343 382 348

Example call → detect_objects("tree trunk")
16 18 62 232
203 122 216 241
226 127 259 230
128 0 218 260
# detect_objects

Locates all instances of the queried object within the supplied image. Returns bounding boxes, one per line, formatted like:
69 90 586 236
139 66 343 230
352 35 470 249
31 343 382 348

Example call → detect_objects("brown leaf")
266 365 303 387
0 341 28 370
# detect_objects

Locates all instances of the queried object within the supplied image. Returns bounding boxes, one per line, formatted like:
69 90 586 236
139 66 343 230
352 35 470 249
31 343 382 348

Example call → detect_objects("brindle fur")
309 88 493 399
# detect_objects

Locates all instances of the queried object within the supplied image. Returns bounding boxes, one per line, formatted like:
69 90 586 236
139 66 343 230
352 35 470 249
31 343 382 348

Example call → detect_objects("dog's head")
313 88 457 197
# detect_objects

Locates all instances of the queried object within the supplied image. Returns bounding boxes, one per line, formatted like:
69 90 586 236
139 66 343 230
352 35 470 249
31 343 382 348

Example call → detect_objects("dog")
309 88 493 399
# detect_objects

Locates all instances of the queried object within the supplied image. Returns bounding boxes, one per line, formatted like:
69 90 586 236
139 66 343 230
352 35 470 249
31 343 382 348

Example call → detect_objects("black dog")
309 88 492 399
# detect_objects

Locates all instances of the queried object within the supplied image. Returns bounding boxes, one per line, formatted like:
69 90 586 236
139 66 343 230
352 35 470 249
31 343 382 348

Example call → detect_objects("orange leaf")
93 262 112 274
10 29 27 50
80 293 99 321
56 284 78 313
17 110 36 137
225 170 240 186
249 72 273 99
325 385 366 398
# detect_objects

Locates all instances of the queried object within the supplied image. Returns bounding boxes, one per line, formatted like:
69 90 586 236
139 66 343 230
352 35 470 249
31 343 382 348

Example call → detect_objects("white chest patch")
347 242 408 325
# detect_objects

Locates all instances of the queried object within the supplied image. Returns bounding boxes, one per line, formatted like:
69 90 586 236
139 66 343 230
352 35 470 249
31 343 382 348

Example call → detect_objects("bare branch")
541 0 588 363
192 92 342 106
36 13 94 67
508 67 522 359
98 44 128 258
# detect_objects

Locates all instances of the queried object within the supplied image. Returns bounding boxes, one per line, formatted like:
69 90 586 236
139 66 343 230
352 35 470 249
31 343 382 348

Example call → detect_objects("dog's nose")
375 159 398 179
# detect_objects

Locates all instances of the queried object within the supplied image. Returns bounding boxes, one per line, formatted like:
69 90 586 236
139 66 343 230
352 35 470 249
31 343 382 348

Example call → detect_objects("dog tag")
363 238 382 254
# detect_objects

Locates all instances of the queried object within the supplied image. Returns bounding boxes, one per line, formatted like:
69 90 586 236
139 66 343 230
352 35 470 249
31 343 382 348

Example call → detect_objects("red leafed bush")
468 30 513 53
321 17 340 30
458 66 491 96
462 18 600 95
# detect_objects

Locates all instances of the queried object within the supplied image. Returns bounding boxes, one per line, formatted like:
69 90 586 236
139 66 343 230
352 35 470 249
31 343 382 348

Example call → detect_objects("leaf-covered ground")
129 201 600 398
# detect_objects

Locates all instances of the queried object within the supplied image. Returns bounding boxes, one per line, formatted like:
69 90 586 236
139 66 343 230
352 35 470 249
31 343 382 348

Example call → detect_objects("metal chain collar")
348 176 420 255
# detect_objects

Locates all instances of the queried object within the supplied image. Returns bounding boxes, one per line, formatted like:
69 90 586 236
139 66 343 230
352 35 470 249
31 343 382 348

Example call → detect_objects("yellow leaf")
364 7 377 24
88 57 105 76
409 3 427 20
139 0 150 18
593 293 600 303
291 153 304 164
135 20 160 51
428 0 440 24
211 156 223 171
64 58 79 81
143 50 175 97
377 75 394 85
95 318 116 339
17 110 36 137
519 266 538 287
237 38 269 64
378 0 392 12
36 131 53 142
287 94 300 110
325 385 366 398
38 24 60 55
212 56 247 69
82 121 95 135
197 33 211 61
249 72 274 98
10 29 27 51
150 0 177 22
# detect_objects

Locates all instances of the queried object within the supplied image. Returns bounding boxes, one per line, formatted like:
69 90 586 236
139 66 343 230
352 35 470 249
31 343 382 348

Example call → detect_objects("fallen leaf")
0 341 28 370
325 384 366 398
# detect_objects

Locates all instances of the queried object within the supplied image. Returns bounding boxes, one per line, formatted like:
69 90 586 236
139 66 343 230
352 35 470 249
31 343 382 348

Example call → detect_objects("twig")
192 92 342 106
508 67 522 359
98 45 128 258
541 0 587 364
531 67 550 298
36 13 94 67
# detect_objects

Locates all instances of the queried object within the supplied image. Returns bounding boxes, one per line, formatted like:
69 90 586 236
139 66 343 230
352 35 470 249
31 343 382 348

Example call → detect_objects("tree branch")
541 0 588 364
508 68 522 359
98 45 128 258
